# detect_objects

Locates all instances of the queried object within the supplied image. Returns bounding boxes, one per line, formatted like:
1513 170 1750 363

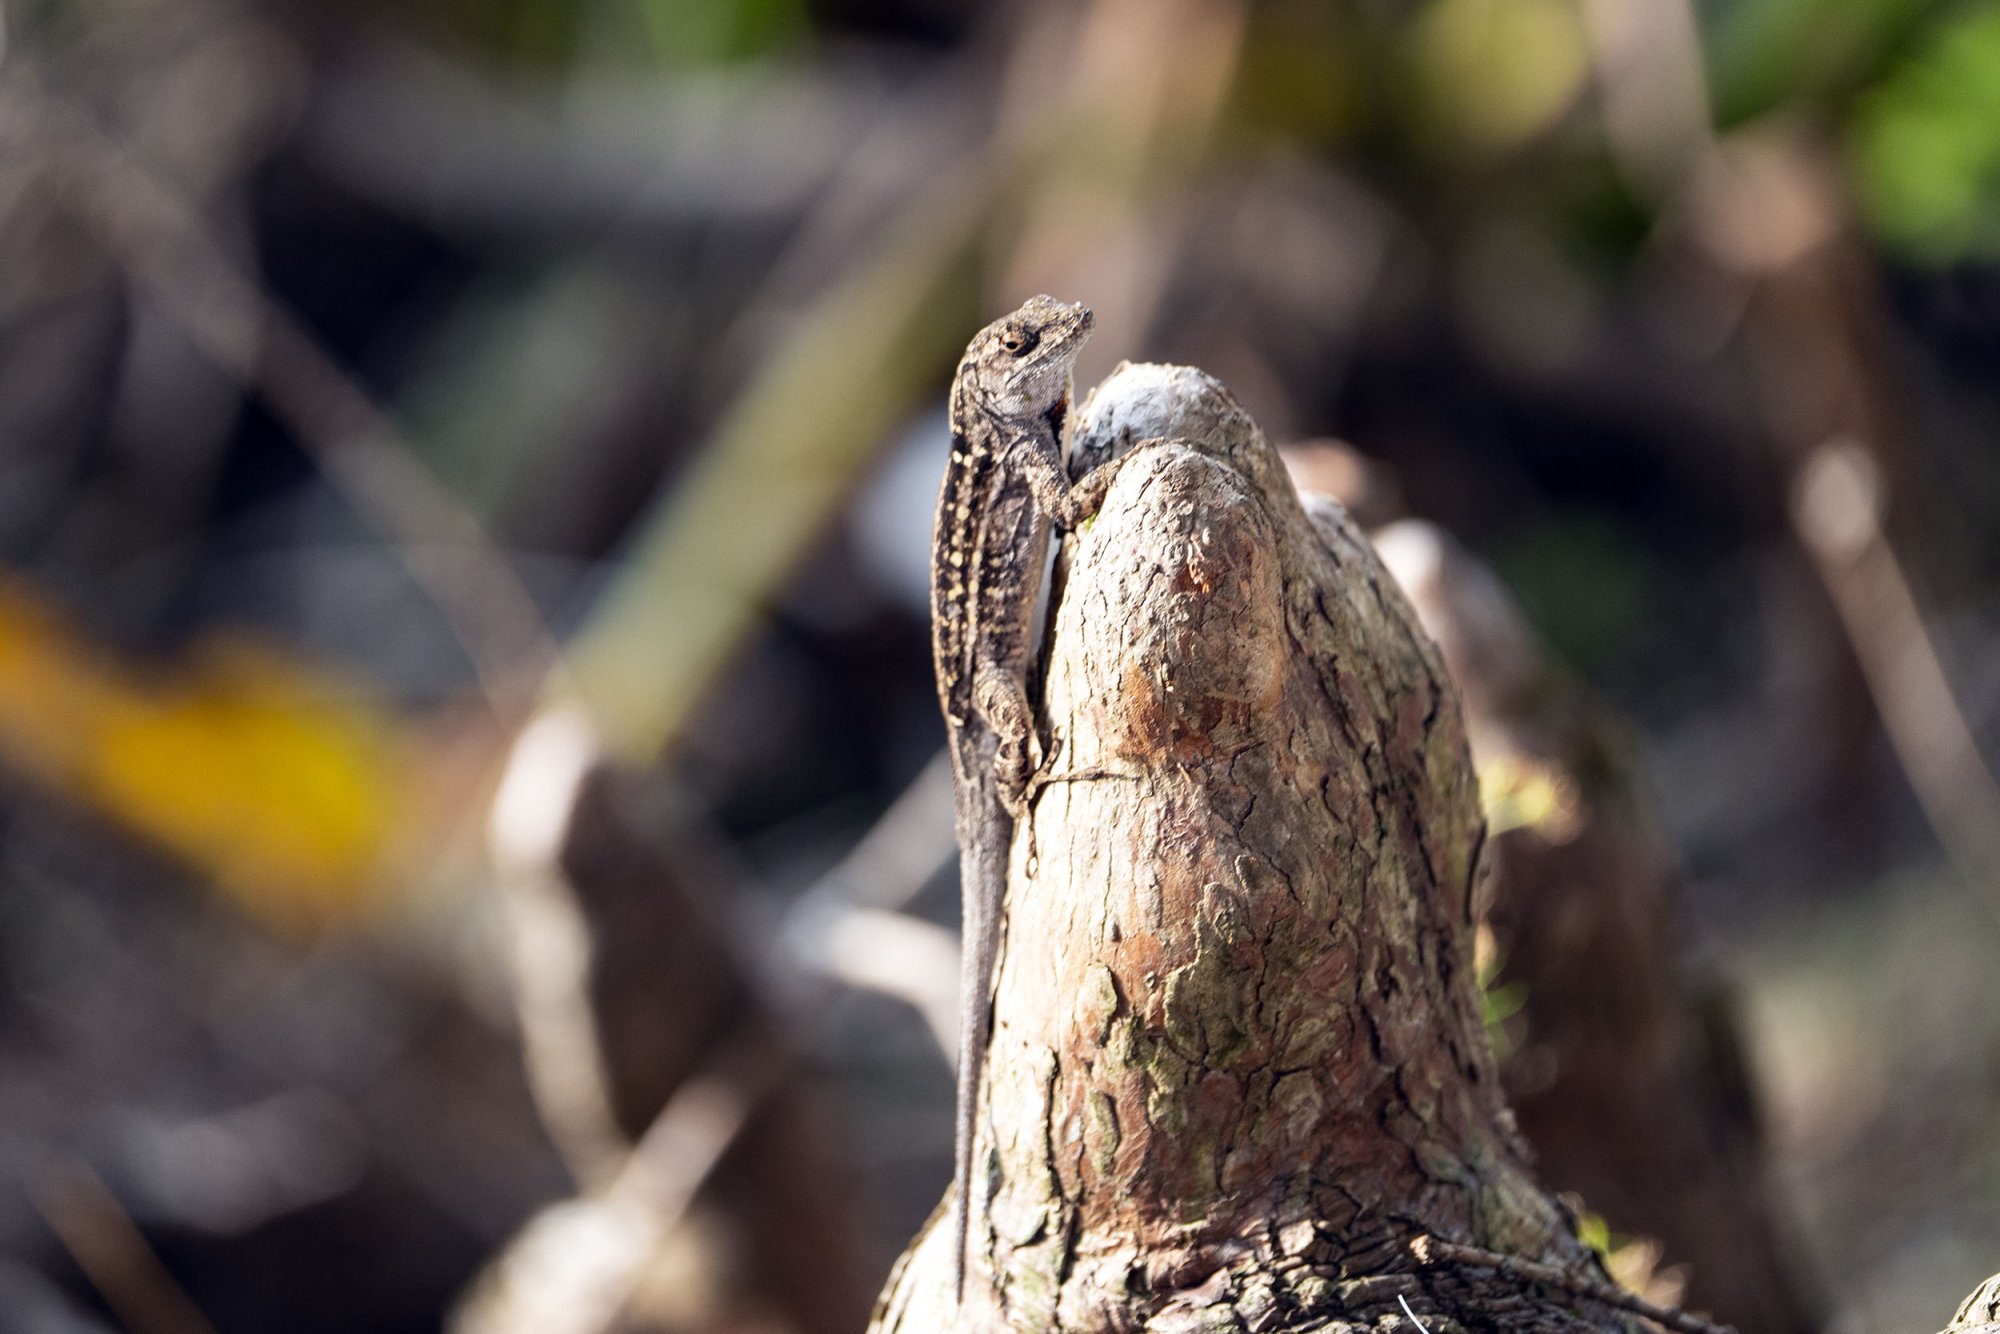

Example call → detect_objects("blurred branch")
488 706 627 1182
481 723 874 1331
453 1029 791 1334
786 902 961 1058
1793 441 2000 906
601 1031 787 1251
559 160 987 762
564 0 1252 765
997 0 1249 352
1579 0 1711 200
20 73 563 732
303 43 910 238
790 746 955 916
1690 131 2000 902
36 1160 218 1334
1586 4 2000 899
776 748 959 1051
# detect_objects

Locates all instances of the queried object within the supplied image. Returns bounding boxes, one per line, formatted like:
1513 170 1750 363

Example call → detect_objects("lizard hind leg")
971 660 1043 819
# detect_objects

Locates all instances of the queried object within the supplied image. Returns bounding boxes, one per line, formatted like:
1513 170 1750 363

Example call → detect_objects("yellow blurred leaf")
1479 752 1582 840
0 580 405 932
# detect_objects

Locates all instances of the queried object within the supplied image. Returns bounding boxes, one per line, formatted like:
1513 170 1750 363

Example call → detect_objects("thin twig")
36 1160 218 1334
455 1027 789 1334
793 748 957 914
20 75 563 732
1793 439 2000 916
602 1026 788 1227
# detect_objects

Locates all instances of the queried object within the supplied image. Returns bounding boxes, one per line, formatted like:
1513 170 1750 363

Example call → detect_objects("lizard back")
926 295 1094 1303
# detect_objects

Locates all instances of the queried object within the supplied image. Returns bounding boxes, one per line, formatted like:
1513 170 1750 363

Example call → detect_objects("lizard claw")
995 730 1044 820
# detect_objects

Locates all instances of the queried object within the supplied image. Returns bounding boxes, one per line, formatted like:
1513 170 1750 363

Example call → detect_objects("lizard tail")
951 812 1005 1304
951 1013 980 1303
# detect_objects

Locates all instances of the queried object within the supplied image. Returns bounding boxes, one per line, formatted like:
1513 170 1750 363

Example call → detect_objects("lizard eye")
1000 329 1037 356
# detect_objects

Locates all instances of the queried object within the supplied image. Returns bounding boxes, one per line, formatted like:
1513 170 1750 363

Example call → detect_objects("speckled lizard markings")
932 295 1129 1304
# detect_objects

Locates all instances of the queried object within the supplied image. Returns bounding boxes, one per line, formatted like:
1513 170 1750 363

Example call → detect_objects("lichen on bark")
871 363 1665 1332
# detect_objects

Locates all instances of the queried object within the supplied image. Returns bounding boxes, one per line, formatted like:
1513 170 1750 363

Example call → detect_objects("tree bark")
871 363 1705 1332
1942 1273 2000 1334
1376 520 1819 1334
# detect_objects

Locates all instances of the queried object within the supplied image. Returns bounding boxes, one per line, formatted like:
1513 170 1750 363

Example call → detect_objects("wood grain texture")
872 363 1673 1332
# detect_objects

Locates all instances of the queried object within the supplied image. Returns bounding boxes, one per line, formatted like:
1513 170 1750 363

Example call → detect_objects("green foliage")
420 0 808 69
1574 1209 1614 1259
1409 0 1590 156
1476 933 1530 1062
1704 0 1938 127
1850 3 2000 260
630 0 808 65
1481 976 1530 1058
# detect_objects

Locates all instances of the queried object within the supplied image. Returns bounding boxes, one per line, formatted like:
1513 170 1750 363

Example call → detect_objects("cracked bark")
870 364 1694 1332
1376 521 1819 1334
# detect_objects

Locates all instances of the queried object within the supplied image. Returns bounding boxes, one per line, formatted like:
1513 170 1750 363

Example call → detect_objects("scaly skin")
931 295 1125 1303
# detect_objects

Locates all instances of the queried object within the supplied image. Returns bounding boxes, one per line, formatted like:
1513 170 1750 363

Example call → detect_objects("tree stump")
871 364 1712 1331
1943 1273 2000 1334
1375 520 1819 1334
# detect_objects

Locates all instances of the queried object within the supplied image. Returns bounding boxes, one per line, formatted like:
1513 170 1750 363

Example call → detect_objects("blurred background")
3 0 2000 1330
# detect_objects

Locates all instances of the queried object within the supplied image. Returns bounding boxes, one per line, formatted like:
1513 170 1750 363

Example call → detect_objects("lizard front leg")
1015 446 1128 531
1019 435 1177 530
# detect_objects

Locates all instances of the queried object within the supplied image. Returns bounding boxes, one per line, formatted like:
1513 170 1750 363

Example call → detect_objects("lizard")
931 294 1129 1302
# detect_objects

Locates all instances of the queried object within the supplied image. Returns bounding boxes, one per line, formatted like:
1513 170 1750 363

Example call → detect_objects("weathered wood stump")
1943 1273 2000 1334
871 364 1720 1331
1376 520 1819 1334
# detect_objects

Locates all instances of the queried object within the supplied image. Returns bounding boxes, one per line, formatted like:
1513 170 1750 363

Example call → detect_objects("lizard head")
968 295 1094 416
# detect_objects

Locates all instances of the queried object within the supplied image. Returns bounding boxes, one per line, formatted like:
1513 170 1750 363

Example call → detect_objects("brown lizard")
932 295 1126 1302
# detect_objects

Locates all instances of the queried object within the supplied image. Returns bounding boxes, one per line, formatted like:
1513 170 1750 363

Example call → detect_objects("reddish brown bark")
1379 520 1819 1334
871 364 1707 1332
